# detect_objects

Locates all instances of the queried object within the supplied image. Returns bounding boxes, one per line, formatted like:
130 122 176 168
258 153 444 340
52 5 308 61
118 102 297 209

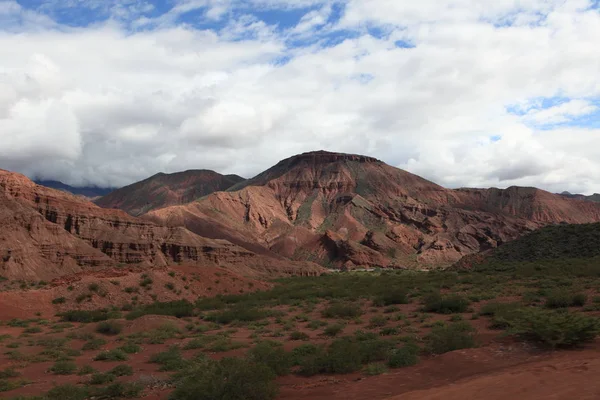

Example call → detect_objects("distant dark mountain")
34 180 116 198
558 191 600 203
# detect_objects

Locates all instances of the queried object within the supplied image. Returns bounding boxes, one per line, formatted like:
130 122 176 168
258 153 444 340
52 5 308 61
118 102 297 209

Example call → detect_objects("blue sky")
1 0 600 194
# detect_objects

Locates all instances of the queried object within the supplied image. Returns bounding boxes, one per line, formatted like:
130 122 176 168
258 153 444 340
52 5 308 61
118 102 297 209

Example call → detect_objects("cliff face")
0 170 323 280
95 170 245 216
144 151 600 269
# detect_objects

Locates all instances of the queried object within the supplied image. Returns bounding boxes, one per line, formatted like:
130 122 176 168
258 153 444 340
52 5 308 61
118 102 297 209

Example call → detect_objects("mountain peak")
278 150 382 167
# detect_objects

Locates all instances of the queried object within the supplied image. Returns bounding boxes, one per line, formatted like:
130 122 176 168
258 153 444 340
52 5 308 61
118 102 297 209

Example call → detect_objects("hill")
452 221 600 275
95 170 245 216
34 180 116 198
143 150 600 269
558 191 600 203
0 169 322 281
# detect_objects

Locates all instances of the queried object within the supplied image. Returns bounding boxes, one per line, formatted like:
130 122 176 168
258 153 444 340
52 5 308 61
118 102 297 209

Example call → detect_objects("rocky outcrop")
0 169 323 280
144 151 600 269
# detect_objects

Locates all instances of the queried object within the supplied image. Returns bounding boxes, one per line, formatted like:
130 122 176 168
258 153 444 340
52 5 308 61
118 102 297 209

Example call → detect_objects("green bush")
387 343 420 368
289 331 310 341
59 309 121 323
373 289 409 306
509 309 600 348
89 372 116 385
298 338 363 376
364 362 388 376
290 344 321 366
52 297 66 305
150 346 188 371
94 349 128 361
323 323 344 337
110 364 134 377
425 322 476 354
247 341 291 376
170 357 277 400
96 320 123 336
126 300 194 320
49 360 77 375
368 315 387 328
118 342 141 354
77 365 96 376
321 303 362 319
204 306 268 324
44 385 89 400
0 368 19 379
95 382 143 398
545 290 588 308
423 293 470 314
82 338 107 351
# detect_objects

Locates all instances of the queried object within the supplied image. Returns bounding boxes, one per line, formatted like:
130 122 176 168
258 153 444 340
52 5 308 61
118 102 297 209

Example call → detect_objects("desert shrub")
96 320 123 336
49 360 77 375
170 357 277 400
110 364 134 377
94 349 128 361
204 306 268 324
545 290 588 308
387 343 420 368
306 320 327 330
323 323 344 337
298 338 363 376
205 337 245 352
423 293 470 314
139 277 153 287
118 342 141 354
290 344 321 366
373 289 409 306
0 368 19 379
364 362 388 375
509 309 600 348
126 300 194 320
77 365 96 376
52 297 66 305
379 327 399 336
59 309 121 323
150 346 189 372
0 378 26 392
82 338 106 351
321 303 362 319
195 297 228 311
425 322 476 354
369 315 387 328
95 382 143 398
44 385 90 400
357 337 395 364
88 283 100 292
247 341 291 376
289 331 310 341
89 372 116 385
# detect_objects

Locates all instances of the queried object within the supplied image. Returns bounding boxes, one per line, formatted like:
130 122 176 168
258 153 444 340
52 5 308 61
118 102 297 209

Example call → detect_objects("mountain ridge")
95 169 245 216
141 150 600 269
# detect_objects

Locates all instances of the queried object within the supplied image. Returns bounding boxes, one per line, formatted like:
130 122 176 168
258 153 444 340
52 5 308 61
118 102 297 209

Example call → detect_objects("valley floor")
1 263 600 400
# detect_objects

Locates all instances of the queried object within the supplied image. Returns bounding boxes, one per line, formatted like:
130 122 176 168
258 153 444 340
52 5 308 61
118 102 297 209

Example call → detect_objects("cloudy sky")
1 0 600 193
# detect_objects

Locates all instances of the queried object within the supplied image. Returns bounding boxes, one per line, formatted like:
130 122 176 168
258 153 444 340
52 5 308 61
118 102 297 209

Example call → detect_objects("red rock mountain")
0 169 322 281
95 170 244 216
142 151 600 269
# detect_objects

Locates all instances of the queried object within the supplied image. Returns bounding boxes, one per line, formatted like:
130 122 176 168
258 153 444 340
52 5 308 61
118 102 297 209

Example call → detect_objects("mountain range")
5 150 600 281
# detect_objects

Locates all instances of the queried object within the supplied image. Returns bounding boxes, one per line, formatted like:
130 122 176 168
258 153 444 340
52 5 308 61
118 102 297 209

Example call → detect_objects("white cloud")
525 99 598 124
0 0 599 194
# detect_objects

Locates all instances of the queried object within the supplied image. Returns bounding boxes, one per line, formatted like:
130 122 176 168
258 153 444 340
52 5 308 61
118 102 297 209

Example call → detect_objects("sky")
1 0 600 194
